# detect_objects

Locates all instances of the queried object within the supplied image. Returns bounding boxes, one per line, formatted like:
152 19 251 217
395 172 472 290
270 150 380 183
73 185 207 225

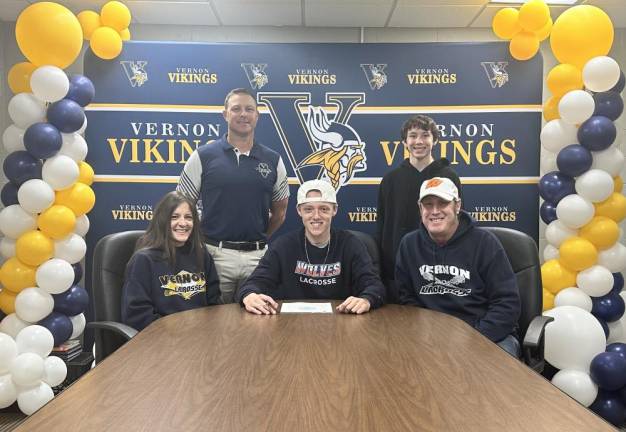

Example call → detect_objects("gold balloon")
535 17 553 42
492 8 521 40
77 10 101 41
580 216 619 251
7 62 37 94
614 176 623 193
100 1 131 32
119 28 131 41
543 96 560 122
543 289 555 312
78 161 95 186
559 236 598 272
509 31 540 61
541 259 577 295
55 182 96 216
15 230 54 267
550 5 614 69
0 257 36 294
38 205 77 240
15 2 83 68
0 290 17 315
519 0 550 32
594 192 626 223
90 26 123 60
546 64 583 98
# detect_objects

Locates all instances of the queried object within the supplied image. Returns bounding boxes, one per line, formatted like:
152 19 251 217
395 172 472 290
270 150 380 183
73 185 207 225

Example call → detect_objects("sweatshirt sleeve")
375 178 386 246
348 236 386 309
395 234 420 306
204 249 222 305
121 253 161 331
237 246 282 305
474 235 521 342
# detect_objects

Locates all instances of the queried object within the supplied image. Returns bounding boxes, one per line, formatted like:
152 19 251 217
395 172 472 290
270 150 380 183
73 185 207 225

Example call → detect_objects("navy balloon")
556 144 593 177
47 99 85 133
53 284 89 316
2 151 42 186
592 292 625 323
597 317 610 339
540 201 557 224
610 70 625 94
72 262 83 285
611 272 624 295
1 182 18 206
607 343 626 360
538 171 575 204
23 122 62 159
578 116 616 151
590 352 626 391
39 312 73 346
620 386 626 406
590 390 626 426
593 91 624 121
66 75 95 107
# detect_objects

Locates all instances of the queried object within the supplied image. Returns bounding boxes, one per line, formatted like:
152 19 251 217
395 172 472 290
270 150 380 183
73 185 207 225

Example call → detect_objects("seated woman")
121 191 221 330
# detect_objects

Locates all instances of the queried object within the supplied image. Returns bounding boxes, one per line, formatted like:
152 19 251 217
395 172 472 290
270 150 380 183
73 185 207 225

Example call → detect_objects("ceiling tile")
390 5 484 27
306 0 394 27
129 1 219 26
213 0 301 26
471 4 570 27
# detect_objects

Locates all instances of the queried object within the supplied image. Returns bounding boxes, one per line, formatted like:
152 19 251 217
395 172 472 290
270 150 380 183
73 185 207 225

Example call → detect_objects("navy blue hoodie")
122 244 221 330
395 212 520 342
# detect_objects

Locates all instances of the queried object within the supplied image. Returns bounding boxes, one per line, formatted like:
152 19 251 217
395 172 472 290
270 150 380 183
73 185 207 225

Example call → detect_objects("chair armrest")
87 321 138 341
522 315 554 373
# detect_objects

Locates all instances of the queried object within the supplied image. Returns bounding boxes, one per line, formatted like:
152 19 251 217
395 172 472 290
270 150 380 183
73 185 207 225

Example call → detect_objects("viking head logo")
361 64 388 90
120 61 148 87
481 61 509 88
297 106 367 189
241 63 269 89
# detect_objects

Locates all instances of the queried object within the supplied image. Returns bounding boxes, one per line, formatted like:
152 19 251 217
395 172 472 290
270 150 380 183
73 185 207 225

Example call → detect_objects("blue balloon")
607 343 626 360
2 151 42 186
38 312 73 347
611 273 624 295
578 116 616 151
47 99 85 133
72 262 83 285
592 292 626 323
540 201 557 224
597 317 610 339
66 75 95 107
590 352 626 391
620 385 626 406
610 70 625 94
593 91 624 121
590 390 626 426
53 284 89 316
538 171 575 204
556 144 593 177
1 182 18 206
23 122 62 159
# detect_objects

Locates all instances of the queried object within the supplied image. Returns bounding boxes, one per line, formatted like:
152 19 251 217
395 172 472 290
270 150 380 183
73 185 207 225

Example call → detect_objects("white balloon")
608 317 626 344
551 369 598 407
0 314 29 339
54 234 86 264
0 333 17 375
30 66 69 103
597 243 626 273
0 205 37 239
554 287 592 312
17 179 55 214
577 265 614 297
0 373 17 409
41 155 79 191
35 258 74 295
15 288 54 323
541 119 579 153
10 352 44 386
7 93 46 129
2 125 25 153
42 356 66 387
69 313 85 339
583 56 621 92
74 214 90 237
545 219 578 248
543 244 560 261
555 194 594 229
0 237 16 259
592 146 625 177
540 150 558 175
17 381 53 415
58 133 88 162
575 169 614 203
558 90 595 125
15 325 54 358
77 116 88 135
544 306 606 371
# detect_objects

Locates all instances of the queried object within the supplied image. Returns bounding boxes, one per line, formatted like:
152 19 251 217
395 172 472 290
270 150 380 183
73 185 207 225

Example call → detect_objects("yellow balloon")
15 2 83 68
15 230 54 267
541 259 577 295
579 216 619 251
534 17 553 42
90 26 123 60
519 0 550 32
614 176 623 193
509 31 540 61
543 289 555 312
543 96 560 121
559 236 598 272
55 182 96 216
546 64 583 98
119 28 131 41
7 62 37 94
100 1 131 32
38 205 77 240
0 257 36 294
77 10 101 41
594 192 626 223
492 8 521 40
78 161 95 186
550 5 614 69
0 290 17 315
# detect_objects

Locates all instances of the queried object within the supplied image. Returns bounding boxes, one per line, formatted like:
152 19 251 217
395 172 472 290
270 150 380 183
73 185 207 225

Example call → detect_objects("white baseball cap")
297 180 337 205
419 177 460 202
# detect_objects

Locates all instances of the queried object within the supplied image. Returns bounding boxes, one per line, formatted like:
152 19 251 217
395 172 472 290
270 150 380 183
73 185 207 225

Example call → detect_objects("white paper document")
280 302 333 313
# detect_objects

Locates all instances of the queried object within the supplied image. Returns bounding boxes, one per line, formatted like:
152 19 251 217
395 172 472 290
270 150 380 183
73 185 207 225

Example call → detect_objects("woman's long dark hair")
135 191 205 268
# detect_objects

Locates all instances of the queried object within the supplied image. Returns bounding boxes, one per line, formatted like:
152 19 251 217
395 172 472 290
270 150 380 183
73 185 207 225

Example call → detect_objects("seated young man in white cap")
395 177 521 356
237 179 386 315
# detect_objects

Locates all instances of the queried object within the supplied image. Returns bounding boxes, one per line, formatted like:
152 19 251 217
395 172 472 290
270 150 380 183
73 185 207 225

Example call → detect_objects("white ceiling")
0 0 624 28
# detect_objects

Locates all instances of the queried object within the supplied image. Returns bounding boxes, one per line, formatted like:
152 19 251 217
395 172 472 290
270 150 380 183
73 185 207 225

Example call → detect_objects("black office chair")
347 230 381 277
483 226 553 371
87 230 143 363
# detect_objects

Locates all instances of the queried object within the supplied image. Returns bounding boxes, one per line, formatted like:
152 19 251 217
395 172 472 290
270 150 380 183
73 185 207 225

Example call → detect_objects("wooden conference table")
16 303 615 432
